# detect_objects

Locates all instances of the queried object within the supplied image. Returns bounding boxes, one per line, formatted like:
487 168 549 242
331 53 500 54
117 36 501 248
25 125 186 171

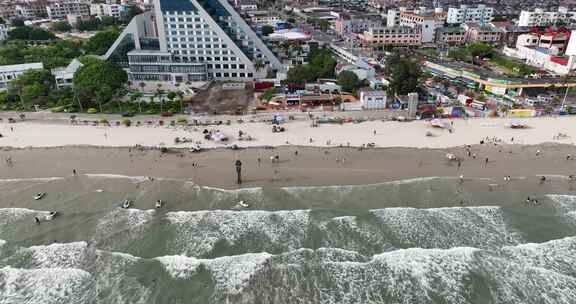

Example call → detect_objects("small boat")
45 211 58 221
238 200 250 208
121 199 132 209
34 192 46 200
155 200 163 209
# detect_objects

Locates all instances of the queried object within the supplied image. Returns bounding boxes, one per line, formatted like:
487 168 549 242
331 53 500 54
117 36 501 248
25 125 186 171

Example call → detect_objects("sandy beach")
1 116 576 188
1 143 576 188
1 116 576 149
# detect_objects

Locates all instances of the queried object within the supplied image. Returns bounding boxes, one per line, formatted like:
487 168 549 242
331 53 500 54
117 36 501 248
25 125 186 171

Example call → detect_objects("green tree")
261 25 274 36
73 59 127 112
123 5 144 23
8 26 56 41
84 30 120 55
11 19 25 27
337 71 360 92
51 21 72 32
260 88 275 101
386 54 424 95
286 48 336 84
9 69 55 109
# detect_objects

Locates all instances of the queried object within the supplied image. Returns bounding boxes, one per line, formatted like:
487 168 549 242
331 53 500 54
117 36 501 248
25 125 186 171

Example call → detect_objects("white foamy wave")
480 253 576 303
371 206 521 249
0 208 45 230
207 252 271 294
83 174 149 183
93 209 156 247
155 255 202 279
156 252 271 294
25 242 89 268
546 194 576 223
0 266 93 303
501 236 576 276
0 177 64 184
166 210 310 256
283 177 441 193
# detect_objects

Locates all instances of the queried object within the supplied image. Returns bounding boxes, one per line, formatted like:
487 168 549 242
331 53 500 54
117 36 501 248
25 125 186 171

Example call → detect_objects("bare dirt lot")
189 82 255 114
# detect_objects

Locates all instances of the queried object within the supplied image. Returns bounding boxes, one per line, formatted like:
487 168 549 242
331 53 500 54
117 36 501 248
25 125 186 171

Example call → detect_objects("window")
215 72 222 77
223 73 229 77
223 64 229 69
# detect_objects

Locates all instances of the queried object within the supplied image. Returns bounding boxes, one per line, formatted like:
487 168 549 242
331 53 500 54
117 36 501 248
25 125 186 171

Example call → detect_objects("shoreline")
2 144 576 189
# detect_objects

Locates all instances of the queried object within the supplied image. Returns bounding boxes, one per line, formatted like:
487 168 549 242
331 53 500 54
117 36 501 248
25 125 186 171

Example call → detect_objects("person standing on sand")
235 160 242 185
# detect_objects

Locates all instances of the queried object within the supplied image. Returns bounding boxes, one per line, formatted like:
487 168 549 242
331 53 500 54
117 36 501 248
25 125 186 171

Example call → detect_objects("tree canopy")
8 69 55 109
51 21 72 32
8 26 56 41
0 40 82 69
73 58 127 112
261 25 274 36
337 71 360 93
386 54 425 95
84 30 120 55
286 48 337 84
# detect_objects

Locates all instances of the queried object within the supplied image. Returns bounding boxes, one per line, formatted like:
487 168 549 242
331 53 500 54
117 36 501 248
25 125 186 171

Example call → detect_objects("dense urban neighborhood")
0 0 575 118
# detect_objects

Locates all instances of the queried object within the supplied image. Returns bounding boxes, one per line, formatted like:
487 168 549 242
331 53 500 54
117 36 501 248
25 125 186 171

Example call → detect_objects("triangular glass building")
103 0 282 83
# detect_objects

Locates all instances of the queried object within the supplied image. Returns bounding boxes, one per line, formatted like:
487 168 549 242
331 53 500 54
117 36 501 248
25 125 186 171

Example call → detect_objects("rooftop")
0 62 43 73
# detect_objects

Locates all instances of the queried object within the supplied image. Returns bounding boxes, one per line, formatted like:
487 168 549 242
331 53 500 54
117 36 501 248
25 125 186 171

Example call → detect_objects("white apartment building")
518 7 576 27
91 3 124 18
51 59 83 88
0 23 9 42
47 0 90 20
0 63 44 91
387 7 445 43
103 0 282 84
446 5 493 25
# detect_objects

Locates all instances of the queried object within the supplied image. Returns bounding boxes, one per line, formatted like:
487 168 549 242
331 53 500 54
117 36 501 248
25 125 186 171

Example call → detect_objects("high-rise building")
104 0 282 84
446 5 493 25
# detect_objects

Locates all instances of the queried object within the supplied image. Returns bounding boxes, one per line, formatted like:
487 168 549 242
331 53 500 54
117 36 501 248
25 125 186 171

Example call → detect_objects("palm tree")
73 87 83 112
176 90 185 113
156 83 164 113
254 59 265 72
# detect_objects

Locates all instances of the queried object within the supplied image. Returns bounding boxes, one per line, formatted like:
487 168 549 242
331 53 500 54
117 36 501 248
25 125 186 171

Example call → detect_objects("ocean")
1 175 576 303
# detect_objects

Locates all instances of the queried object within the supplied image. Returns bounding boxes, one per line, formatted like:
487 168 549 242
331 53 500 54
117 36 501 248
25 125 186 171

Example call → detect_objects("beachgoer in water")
536 150 541 156
485 158 489 165
34 217 40 224
73 169 77 175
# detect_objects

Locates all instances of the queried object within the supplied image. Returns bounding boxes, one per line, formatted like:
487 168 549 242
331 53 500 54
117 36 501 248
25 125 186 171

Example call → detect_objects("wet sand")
1 143 576 189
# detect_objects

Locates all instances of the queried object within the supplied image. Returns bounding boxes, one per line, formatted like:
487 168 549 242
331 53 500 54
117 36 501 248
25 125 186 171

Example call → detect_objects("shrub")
176 117 187 125
51 106 65 113
122 119 131 127
87 108 98 114
99 118 109 125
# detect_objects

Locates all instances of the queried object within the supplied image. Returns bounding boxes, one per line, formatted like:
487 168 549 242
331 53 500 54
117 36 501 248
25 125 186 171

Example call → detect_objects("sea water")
0 175 576 303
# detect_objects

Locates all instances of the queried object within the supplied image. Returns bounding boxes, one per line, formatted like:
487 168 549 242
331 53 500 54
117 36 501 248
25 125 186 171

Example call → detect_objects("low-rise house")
359 89 387 110
0 63 44 91
51 59 83 89
436 26 466 46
